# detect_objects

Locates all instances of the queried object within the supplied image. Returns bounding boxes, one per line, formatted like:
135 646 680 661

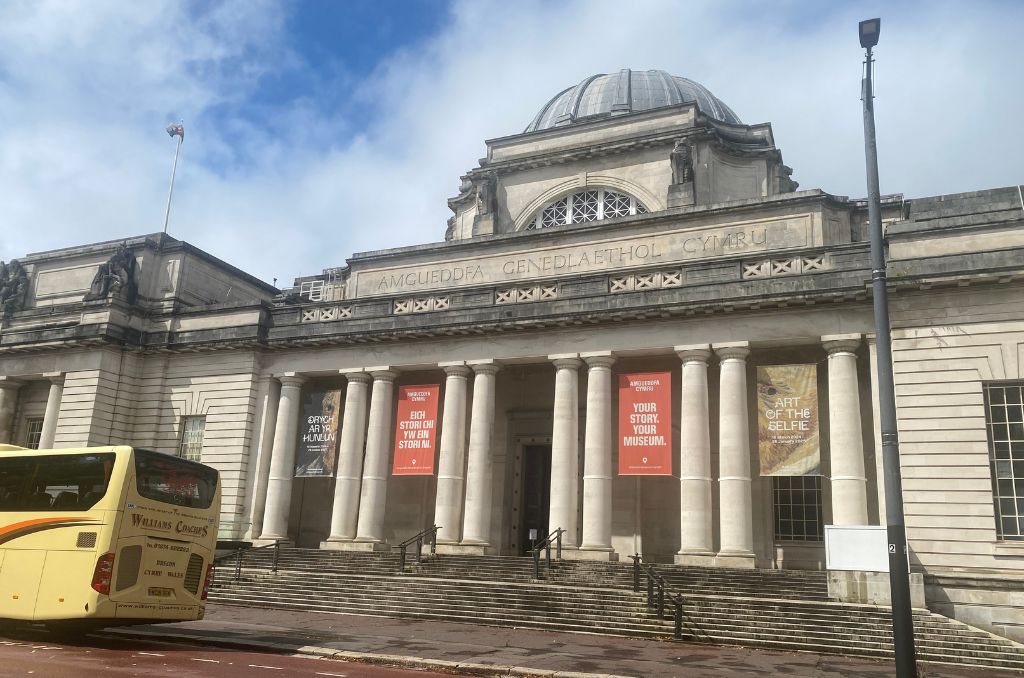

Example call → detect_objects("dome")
525 69 740 133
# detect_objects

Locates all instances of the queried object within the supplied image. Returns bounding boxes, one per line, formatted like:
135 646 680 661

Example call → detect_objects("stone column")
867 335 886 521
354 369 397 545
549 355 582 547
579 352 615 556
675 345 714 563
38 372 65 449
461 361 500 547
245 376 280 541
714 343 755 565
435 363 470 544
0 377 22 444
824 335 869 525
325 371 373 544
259 373 306 541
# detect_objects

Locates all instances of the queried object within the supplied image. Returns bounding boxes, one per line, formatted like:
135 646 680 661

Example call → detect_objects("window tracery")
525 189 647 230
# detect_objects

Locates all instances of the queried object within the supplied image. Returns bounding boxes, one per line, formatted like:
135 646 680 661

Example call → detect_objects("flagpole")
162 122 183 234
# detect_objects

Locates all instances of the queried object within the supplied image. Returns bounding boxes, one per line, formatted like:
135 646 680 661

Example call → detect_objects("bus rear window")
133 450 217 509
0 453 115 511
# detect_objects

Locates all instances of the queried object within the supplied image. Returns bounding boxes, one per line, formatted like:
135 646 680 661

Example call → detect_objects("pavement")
102 603 1021 678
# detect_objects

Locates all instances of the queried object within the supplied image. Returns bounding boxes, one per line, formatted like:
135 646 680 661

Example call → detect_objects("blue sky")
1 0 1022 286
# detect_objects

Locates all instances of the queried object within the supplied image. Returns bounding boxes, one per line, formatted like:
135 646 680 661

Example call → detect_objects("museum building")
1 69 1023 640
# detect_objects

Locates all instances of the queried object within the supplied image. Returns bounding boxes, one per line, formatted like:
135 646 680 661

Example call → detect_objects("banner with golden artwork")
757 364 820 476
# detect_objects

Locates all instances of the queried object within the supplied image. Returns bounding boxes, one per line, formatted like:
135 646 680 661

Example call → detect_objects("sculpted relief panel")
353 214 813 299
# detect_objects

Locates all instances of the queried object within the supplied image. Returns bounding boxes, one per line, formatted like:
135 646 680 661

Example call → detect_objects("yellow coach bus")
0 444 220 628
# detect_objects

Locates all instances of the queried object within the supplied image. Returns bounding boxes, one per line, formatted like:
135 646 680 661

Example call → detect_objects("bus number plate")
148 587 173 598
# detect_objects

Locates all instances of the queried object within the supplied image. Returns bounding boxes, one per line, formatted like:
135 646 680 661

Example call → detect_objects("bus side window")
52 491 79 509
30 490 53 509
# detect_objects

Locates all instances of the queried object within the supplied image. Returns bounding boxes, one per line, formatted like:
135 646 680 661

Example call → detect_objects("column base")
328 540 391 552
567 547 618 562
440 542 495 556
319 538 356 550
674 551 716 567
714 550 757 569
251 537 292 547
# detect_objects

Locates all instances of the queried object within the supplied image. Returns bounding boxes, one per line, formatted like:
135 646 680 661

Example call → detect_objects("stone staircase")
210 547 1024 673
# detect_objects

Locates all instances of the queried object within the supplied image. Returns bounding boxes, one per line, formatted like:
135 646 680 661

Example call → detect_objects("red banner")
392 384 440 475
618 372 672 475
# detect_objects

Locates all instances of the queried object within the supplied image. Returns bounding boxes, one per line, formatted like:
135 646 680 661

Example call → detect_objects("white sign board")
824 525 889 572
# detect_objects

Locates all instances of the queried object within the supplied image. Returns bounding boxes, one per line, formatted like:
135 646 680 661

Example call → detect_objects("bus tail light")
91 553 115 595
201 565 214 600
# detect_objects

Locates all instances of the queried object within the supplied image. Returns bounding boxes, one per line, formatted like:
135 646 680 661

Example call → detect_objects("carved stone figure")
776 164 799 193
671 141 694 184
0 260 29 318
475 176 495 216
83 243 138 304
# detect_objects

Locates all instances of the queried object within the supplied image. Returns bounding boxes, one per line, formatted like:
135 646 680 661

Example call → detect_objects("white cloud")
1 0 1021 286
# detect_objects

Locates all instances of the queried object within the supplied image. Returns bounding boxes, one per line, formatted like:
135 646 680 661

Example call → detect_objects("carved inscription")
354 215 811 298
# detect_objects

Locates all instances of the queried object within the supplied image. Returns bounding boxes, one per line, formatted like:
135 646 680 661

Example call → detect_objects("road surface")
0 627 457 678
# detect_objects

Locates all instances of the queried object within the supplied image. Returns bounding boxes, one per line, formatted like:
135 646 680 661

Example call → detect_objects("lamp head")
859 18 881 49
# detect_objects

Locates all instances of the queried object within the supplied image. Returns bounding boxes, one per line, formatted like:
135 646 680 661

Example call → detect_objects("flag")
166 122 184 141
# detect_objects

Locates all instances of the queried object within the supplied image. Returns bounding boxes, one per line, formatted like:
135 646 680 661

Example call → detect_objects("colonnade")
255 334 870 561
0 372 64 448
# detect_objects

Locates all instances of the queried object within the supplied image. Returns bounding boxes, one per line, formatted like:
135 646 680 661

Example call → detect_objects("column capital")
369 369 398 383
344 371 374 385
549 354 583 370
275 372 306 388
0 376 24 390
42 371 65 385
675 344 712 363
822 334 862 355
582 354 615 369
713 342 750 361
440 363 472 378
470 360 501 376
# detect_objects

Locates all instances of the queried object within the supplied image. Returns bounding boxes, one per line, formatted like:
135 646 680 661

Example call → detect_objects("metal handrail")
397 525 440 572
630 553 693 641
213 540 284 583
530 528 565 580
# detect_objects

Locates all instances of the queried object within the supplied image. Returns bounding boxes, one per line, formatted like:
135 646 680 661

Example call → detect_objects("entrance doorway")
519 445 551 555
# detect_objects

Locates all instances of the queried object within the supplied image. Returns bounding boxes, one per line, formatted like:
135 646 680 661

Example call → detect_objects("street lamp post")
859 17 918 677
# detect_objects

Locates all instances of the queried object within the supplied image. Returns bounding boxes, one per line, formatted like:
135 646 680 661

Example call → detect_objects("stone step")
214 581 1008 650
210 548 1024 672
212 593 1024 669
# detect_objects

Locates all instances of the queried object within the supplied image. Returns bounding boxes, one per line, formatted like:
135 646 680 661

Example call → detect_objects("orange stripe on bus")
0 517 98 544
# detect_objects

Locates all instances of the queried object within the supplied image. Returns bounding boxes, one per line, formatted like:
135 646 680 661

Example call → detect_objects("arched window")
525 189 648 230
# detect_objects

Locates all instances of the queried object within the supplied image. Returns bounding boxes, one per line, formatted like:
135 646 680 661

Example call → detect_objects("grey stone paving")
108 603 1020 678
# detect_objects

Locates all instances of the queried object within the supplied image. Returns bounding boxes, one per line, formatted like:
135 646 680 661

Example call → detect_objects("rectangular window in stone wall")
178 416 206 463
985 382 1024 540
773 475 823 542
25 418 44 449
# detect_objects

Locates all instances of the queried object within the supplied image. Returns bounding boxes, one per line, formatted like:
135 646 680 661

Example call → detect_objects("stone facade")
2 71 1023 642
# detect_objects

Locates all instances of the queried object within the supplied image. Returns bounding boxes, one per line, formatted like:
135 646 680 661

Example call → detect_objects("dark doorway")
519 445 551 555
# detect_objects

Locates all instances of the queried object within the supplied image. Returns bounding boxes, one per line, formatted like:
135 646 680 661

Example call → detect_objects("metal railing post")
272 540 280 573
631 553 640 593
415 536 423 564
657 582 665 619
399 545 407 572
545 541 551 572
234 548 243 582
646 572 654 608
556 529 562 560
533 547 540 580
430 525 438 555
674 596 683 640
